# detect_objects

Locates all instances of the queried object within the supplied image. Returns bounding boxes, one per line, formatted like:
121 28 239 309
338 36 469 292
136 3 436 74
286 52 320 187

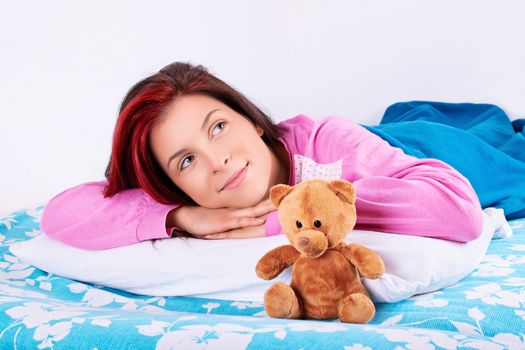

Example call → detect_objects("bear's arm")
256 245 300 280
341 243 384 279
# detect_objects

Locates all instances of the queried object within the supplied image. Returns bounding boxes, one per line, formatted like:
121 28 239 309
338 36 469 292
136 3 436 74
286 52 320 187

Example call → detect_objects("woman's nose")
212 153 231 173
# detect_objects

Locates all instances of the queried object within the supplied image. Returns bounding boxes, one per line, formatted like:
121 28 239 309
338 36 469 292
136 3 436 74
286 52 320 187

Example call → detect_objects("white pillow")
10 208 508 303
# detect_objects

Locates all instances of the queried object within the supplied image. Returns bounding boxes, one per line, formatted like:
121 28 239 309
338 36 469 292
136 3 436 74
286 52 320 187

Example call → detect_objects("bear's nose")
298 237 309 246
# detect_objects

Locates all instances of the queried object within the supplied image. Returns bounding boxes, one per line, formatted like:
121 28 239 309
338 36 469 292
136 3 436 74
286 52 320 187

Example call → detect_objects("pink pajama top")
41 115 483 249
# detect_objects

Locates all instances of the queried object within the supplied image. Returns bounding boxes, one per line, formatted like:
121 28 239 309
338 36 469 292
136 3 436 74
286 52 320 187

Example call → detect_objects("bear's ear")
270 184 294 207
327 180 356 205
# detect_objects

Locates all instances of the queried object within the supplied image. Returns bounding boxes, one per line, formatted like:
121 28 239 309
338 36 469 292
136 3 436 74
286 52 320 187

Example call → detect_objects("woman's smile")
220 162 249 192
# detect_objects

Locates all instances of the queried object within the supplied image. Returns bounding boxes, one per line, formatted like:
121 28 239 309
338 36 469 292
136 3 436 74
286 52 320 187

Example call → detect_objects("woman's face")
149 94 285 208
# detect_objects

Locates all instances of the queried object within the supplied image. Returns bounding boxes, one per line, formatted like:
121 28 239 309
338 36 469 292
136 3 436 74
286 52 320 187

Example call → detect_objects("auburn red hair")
103 62 282 205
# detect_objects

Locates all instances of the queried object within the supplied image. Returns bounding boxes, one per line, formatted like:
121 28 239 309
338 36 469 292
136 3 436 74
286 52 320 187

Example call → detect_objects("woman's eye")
211 122 226 136
180 155 194 170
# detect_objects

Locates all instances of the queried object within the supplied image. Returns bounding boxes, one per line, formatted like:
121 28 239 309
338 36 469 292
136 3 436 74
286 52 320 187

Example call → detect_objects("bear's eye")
313 220 322 228
296 220 303 229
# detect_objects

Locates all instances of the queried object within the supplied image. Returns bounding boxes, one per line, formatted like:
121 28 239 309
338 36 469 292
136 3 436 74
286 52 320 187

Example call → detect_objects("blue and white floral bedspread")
1 206 524 349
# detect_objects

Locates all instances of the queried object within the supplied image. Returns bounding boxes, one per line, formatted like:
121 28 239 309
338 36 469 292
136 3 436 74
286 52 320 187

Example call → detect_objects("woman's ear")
255 125 264 137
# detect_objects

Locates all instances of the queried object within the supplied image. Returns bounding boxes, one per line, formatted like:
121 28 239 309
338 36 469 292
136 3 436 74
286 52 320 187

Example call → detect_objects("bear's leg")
264 282 303 319
338 293 375 324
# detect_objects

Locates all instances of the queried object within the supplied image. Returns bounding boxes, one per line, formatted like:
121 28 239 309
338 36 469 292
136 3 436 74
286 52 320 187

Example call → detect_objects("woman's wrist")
166 206 186 231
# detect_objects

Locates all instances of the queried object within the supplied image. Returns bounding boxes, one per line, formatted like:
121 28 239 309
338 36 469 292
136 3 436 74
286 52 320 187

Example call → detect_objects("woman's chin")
233 197 264 208
233 191 267 208
203 182 268 209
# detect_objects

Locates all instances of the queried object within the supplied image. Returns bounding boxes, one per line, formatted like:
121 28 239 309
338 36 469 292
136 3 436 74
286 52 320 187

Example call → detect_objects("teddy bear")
255 179 384 324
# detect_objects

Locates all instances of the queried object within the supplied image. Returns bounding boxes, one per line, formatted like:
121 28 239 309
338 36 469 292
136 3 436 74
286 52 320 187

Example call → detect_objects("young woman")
41 61 489 250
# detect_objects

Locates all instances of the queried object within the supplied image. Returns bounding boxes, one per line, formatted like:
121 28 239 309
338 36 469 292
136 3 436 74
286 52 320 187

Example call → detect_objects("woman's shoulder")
278 114 368 141
277 115 372 162
278 114 362 128
277 114 315 129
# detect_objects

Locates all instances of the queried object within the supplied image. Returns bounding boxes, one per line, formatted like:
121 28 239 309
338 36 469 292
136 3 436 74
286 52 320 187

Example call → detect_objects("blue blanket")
364 101 525 219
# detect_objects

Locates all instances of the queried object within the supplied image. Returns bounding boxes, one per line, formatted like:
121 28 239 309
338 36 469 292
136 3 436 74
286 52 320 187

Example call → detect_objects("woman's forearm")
41 181 179 249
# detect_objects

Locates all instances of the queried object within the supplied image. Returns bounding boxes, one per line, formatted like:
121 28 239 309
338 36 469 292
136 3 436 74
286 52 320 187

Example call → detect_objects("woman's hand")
168 198 276 240
202 218 268 240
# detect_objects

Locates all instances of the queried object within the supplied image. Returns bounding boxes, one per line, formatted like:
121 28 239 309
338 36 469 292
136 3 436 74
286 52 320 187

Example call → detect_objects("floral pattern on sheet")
0 206 524 349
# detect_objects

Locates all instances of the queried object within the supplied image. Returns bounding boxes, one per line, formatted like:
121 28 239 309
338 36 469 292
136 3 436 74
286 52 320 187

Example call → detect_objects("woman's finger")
256 198 275 211
257 213 269 221
220 216 266 231
204 225 265 240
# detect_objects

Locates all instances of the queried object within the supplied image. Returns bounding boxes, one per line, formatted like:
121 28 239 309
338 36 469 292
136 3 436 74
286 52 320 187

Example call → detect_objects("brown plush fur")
256 179 384 324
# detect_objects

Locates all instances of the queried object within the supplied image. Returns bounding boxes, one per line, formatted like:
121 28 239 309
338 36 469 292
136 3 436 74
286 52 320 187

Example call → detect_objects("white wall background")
1 0 524 214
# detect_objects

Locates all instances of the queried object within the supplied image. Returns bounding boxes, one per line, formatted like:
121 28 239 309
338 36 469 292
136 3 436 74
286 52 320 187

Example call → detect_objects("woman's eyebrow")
200 108 221 131
166 108 221 168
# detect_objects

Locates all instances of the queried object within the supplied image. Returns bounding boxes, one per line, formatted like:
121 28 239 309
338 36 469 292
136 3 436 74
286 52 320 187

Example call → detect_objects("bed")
1 205 524 349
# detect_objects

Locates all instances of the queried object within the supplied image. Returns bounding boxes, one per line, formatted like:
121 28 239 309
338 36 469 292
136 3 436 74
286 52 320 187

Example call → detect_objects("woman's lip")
221 163 248 191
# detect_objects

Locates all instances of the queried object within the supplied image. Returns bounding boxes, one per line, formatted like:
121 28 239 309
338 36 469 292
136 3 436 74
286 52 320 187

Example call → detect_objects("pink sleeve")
40 181 180 250
264 210 282 236
342 132 483 243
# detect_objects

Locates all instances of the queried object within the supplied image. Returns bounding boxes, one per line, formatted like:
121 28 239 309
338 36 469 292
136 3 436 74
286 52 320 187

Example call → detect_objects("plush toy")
256 179 384 324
